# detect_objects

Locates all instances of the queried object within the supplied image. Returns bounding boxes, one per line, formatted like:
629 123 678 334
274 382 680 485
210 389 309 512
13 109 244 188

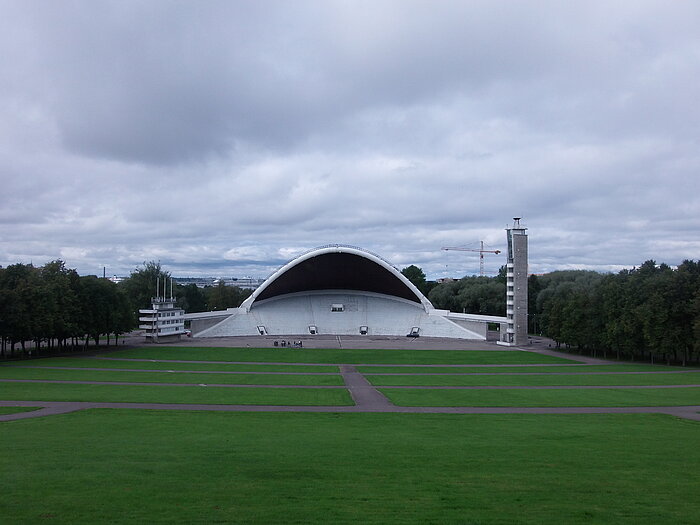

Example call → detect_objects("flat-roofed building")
139 296 185 341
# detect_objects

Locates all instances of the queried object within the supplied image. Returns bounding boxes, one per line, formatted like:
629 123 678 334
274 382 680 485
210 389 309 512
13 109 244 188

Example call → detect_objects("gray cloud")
0 1 698 279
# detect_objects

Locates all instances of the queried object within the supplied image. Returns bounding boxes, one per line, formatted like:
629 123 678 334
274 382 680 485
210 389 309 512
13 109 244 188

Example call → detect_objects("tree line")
120 261 253 314
529 260 700 365
402 264 506 316
3 258 698 364
0 261 133 356
407 260 700 365
0 260 252 358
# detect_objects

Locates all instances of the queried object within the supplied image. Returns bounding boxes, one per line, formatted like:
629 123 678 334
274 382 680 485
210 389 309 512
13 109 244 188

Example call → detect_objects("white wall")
194 290 485 339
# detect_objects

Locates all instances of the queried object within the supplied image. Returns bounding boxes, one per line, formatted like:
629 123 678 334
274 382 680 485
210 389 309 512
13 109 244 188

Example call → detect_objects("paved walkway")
339 365 393 409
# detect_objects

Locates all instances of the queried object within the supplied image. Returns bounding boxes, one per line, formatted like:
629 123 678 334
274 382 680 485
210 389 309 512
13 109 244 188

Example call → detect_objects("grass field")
0 407 40 415
2 357 339 373
381 386 700 407
98 346 575 364
1 410 699 524
367 371 700 387
1 345 699 524
0 367 344 386
0 382 352 405
358 364 698 374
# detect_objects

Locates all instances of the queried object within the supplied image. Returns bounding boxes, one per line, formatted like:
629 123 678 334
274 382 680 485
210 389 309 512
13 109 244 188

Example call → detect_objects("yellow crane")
441 241 501 277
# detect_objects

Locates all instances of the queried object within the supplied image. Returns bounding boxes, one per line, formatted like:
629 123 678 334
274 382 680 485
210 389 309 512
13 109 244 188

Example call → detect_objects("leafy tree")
495 265 508 284
120 261 171 318
428 275 505 316
0 263 41 354
428 280 459 311
401 265 430 295
528 274 542 333
40 260 80 350
456 278 505 316
205 282 252 311
178 283 207 313
77 276 132 347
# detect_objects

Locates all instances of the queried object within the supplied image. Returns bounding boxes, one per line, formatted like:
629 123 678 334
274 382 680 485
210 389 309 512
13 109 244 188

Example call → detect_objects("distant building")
139 295 185 342
174 277 265 289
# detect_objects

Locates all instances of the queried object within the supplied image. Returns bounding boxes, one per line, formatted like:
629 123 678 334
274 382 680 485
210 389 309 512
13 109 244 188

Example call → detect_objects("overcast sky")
1 1 698 280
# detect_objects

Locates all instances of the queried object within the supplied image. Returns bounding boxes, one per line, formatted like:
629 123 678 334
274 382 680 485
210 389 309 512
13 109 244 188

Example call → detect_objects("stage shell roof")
240 245 434 311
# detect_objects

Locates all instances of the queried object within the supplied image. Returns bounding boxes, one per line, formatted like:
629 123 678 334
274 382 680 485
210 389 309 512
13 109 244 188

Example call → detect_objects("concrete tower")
504 218 528 346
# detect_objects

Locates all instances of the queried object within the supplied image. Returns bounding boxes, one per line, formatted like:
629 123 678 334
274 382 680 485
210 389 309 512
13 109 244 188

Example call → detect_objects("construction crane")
441 241 501 277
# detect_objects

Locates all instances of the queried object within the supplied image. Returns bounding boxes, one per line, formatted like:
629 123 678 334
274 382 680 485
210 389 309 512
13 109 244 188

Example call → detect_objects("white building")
139 296 186 341
185 244 507 340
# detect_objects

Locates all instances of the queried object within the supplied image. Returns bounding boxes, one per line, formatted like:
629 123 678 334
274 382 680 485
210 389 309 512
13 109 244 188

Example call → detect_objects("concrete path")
339 365 394 409
0 402 91 421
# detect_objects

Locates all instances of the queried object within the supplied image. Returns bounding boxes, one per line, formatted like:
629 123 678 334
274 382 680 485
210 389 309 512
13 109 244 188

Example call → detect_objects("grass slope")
101 347 575 364
358 364 697 374
0 407 40 415
381 387 700 407
0 383 352 405
367 372 700 387
0 368 344 386
1 358 338 373
1 410 699 524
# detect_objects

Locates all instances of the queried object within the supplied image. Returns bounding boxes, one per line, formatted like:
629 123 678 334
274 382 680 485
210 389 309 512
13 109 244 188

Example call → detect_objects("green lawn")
0 383 352 405
358 364 697 374
1 410 699 524
381 387 700 407
100 347 576 364
0 367 344 386
367 372 700 387
1 357 338 373
0 407 40 415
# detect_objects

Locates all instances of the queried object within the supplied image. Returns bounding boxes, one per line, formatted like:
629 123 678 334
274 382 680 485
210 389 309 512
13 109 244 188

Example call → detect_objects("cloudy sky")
1 1 698 280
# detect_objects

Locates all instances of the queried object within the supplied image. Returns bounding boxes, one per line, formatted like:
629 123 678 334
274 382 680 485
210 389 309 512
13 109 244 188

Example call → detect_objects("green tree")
40 260 80 351
78 276 132 347
0 263 42 354
178 283 207 313
205 282 252 311
428 279 459 311
528 274 542 333
455 278 505 316
120 261 171 319
401 265 429 295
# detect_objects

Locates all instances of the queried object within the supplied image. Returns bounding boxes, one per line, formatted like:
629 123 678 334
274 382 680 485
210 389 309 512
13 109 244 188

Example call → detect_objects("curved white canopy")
240 244 434 312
